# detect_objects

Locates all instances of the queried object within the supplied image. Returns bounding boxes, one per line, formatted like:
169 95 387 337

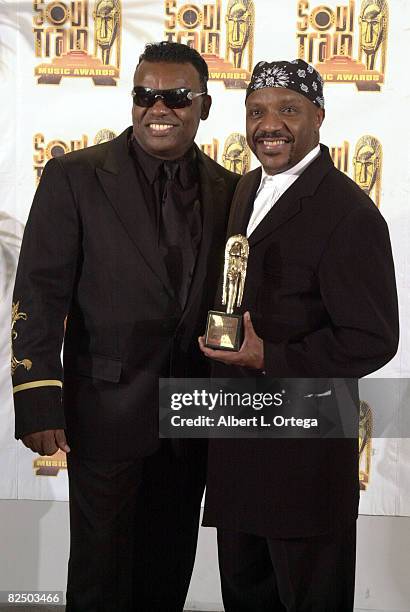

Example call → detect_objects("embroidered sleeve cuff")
13 379 62 394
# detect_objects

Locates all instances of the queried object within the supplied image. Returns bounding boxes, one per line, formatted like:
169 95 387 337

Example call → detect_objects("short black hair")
137 41 209 92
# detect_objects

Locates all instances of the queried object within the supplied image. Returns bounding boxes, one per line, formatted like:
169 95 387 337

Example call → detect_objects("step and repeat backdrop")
0 0 409 513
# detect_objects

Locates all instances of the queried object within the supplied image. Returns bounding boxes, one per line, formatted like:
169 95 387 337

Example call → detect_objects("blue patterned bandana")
246 59 325 108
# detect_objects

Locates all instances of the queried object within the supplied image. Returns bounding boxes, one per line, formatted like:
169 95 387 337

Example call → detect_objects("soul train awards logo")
33 129 116 184
359 400 373 490
330 135 382 207
33 449 67 476
296 0 388 91
164 0 255 88
201 132 251 174
33 0 121 85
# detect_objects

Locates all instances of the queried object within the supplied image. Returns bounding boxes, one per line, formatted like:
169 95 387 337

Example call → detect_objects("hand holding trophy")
205 234 249 351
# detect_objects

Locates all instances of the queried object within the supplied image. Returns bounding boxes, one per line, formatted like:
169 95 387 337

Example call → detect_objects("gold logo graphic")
359 400 373 490
330 135 382 207
225 0 254 73
33 130 117 184
11 302 33 376
222 132 251 174
296 0 388 91
358 0 388 72
165 0 255 88
201 133 251 175
34 449 67 476
201 139 219 161
33 0 121 85
353 135 382 206
93 128 117 145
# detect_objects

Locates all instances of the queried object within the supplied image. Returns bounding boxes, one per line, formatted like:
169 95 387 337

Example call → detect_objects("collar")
129 135 163 185
259 144 321 187
129 134 197 187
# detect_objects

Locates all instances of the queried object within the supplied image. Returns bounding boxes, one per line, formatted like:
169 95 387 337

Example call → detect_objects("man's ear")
201 94 212 120
316 107 325 129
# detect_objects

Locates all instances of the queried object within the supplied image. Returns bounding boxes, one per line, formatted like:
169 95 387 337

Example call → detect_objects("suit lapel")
247 179 303 246
248 146 335 247
228 168 261 236
96 128 175 298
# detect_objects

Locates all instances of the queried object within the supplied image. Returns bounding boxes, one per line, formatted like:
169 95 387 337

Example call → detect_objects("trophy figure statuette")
205 234 249 351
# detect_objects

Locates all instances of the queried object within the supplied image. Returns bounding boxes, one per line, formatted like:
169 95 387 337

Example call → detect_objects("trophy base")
205 310 243 352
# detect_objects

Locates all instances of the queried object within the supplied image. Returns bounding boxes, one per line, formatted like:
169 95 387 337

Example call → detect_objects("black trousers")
65 441 206 612
217 522 356 612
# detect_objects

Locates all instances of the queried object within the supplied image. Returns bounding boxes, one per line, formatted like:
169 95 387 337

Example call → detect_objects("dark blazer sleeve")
12 158 81 438
263 205 399 377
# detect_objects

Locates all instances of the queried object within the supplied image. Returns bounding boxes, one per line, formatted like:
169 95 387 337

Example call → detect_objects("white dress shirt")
246 145 321 238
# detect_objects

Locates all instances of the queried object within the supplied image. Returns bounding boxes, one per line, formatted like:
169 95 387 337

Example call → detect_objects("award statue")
205 234 249 351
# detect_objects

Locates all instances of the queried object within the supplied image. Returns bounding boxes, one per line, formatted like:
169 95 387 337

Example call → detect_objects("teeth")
149 123 173 131
262 139 287 146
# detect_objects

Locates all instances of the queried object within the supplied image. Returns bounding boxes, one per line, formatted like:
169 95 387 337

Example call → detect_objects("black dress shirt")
129 135 202 309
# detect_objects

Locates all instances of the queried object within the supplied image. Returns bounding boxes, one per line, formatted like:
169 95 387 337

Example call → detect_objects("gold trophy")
205 235 249 351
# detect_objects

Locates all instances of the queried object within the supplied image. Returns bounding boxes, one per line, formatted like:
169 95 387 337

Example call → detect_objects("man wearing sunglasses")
12 41 239 611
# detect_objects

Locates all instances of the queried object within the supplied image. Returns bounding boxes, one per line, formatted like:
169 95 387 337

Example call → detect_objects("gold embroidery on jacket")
11 301 33 375
13 380 62 394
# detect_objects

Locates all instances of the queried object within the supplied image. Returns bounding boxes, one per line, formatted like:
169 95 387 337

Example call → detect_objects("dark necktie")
159 161 198 308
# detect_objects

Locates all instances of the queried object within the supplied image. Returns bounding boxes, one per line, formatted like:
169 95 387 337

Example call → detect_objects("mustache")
254 131 294 142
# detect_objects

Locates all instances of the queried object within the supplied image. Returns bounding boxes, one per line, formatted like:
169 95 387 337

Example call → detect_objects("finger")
42 438 59 456
210 350 241 365
198 336 220 356
201 345 230 363
198 338 217 357
242 311 255 337
30 435 46 455
244 310 252 325
31 431 56 456
201 344 229 360
236 318 250 353
36 432 54 456
22 435 35 453
55 429 71 453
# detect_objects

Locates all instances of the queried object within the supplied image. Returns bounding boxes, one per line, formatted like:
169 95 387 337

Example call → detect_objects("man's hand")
198 311 264 370
22 429 70 456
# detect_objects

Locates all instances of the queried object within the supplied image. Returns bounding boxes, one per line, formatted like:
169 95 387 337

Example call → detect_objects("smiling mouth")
258 138 290 149
148 123 175 133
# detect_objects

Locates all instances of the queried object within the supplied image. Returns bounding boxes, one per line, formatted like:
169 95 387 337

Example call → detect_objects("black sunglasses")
131 86 206 109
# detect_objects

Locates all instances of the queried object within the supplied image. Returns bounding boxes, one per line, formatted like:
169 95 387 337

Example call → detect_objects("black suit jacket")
203 145 399 538
12 127 239 460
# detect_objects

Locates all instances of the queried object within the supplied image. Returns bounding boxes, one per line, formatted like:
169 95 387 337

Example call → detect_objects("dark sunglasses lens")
163 89 191 108
132 88 191 108
132 88 155 107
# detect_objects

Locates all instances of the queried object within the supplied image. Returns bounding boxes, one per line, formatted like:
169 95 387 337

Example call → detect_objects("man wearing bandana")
199 59 398 610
